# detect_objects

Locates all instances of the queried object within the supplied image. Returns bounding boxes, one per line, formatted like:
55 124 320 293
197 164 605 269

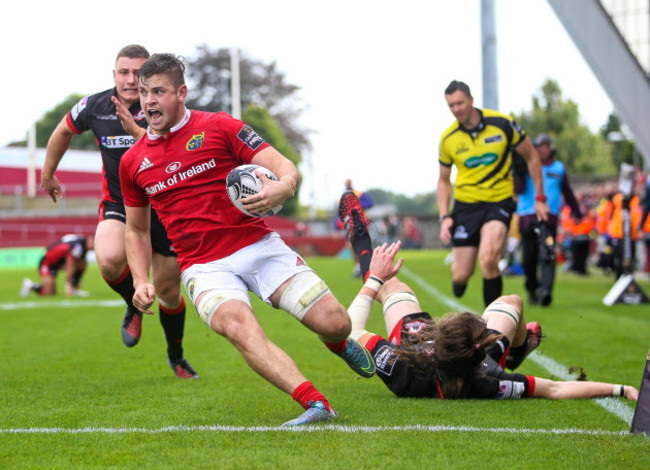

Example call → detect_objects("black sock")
103 266 136 306
160 298 186 360
352 231 373 281
483 275 503 307
452 282 467 298
510 331 530 356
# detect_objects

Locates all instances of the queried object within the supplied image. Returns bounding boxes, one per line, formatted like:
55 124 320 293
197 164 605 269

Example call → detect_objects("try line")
0 424 628 435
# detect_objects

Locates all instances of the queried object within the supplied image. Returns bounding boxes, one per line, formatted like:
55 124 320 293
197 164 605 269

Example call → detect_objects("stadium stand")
0 147 346 254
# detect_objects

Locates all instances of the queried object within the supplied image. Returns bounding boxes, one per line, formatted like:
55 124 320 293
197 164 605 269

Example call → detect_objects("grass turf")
1 249 649 468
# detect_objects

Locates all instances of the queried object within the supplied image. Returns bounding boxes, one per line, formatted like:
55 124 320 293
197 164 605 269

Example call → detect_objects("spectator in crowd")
595 190 615 274
639 173 650 273
21 234 94 298
565 194 596 275
608 191 642 277
400 216 422 249
385 213 401 244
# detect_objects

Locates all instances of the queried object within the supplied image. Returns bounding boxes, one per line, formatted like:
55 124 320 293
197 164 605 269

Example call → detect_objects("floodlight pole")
27 123 36 198
481 0 499 110
230 48 241 120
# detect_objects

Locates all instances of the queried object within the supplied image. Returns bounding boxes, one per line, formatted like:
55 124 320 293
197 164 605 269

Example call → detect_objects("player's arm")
532 377 638 400
248 146 299 212
437 163 454 245
111 96 146 140
514 136 550 222
348 242 403 346
42 117 75 202
124 204 156 314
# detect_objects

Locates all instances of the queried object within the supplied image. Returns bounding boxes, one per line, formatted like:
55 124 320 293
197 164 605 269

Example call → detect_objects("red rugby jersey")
120 110 271 270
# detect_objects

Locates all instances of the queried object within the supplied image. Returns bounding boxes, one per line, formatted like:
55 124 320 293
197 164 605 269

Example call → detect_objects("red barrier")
0 214 346 255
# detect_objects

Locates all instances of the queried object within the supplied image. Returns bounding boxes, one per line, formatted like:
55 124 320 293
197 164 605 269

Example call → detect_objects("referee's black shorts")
450 198 516 247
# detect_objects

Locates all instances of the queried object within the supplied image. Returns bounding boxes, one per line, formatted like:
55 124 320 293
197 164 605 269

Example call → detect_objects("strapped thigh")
278 270 330 321
482 300 521 329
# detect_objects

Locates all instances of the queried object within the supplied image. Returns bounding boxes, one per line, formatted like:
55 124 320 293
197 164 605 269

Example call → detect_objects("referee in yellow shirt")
437 80 549 306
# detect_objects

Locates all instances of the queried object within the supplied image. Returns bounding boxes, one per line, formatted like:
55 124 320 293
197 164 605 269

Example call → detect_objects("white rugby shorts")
181 232 313 308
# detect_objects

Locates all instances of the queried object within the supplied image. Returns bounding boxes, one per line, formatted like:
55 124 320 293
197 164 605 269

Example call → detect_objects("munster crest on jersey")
186 132 205 151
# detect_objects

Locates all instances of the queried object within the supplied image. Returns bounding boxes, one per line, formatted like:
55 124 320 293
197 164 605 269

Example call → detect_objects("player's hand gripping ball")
226 164 284 217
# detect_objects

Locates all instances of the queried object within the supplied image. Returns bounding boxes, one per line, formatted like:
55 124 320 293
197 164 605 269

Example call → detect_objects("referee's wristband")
612 385 625 397
364 275 384 293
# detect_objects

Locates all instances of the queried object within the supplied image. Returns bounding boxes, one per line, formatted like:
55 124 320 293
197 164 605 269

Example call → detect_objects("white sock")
348 294 373 334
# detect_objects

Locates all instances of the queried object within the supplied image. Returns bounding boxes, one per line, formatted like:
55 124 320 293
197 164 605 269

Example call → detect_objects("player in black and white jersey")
41 45 197 379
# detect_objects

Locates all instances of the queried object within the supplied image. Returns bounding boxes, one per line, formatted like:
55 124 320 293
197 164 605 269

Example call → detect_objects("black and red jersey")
66 88 148 204
41 234 90 270
366 312 536 400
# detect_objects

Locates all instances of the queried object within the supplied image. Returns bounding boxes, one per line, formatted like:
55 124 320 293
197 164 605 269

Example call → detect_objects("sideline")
0 299 124 311
0 424 628 435
400 267 635 425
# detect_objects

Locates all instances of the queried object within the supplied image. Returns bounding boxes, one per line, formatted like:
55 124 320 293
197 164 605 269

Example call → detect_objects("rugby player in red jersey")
120 53 376 426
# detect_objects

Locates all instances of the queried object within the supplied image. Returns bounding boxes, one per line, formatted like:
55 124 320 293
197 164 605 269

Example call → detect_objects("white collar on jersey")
146 108 191 140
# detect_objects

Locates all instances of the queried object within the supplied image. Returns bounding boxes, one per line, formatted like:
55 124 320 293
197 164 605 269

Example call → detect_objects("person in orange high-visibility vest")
608 192 642 278
558 204 575 272
638 174 650 272
595 193 615 273
642 204 650 272
566 197 596 275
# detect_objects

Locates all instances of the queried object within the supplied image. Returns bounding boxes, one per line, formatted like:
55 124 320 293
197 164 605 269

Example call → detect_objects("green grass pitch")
1 249 649 468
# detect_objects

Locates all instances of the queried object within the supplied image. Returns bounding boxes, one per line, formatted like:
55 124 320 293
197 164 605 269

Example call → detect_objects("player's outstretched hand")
133 282 156 315
369 241 403 282
111 96 144 139
625 385 639 401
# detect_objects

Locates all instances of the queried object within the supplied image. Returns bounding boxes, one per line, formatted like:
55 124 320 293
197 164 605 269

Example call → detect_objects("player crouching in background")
21 234 94 298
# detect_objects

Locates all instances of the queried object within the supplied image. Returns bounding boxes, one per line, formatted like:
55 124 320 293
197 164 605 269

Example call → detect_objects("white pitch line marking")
0 424 629 435
0 299 124 310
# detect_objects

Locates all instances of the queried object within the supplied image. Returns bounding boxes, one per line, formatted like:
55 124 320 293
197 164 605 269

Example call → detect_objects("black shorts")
99 200 176 257
450 198 516 247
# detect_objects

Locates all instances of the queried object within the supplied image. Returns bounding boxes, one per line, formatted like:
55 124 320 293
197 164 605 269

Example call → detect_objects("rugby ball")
226 164 283 217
